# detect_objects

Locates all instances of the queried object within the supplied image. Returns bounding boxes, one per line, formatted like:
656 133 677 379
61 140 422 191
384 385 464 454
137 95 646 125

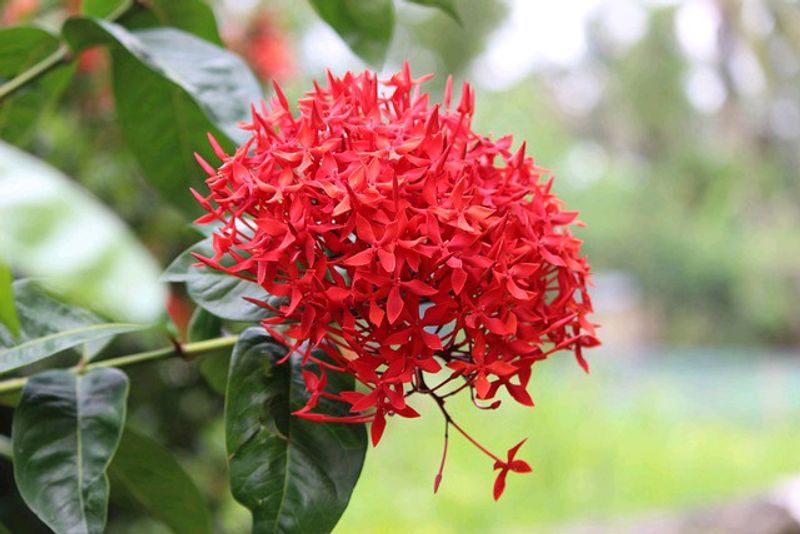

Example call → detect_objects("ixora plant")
0 1 597 533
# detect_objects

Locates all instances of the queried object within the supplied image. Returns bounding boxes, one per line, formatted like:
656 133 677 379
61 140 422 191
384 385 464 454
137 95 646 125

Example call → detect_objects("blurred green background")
2 0 799 532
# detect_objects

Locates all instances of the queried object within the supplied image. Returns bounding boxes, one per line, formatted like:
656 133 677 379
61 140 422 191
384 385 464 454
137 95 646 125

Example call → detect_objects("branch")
0 335 237 397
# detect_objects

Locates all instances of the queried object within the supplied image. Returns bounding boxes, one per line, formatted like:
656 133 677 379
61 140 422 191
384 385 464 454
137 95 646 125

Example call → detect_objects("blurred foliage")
336 352 800 532
393 0 505 81
472 2 800 346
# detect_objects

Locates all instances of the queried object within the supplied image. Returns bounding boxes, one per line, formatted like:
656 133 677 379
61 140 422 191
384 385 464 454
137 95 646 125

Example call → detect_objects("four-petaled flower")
493 439 533 501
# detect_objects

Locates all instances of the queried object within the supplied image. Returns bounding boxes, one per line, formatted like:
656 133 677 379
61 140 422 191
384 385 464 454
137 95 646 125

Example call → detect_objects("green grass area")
335 354 800 533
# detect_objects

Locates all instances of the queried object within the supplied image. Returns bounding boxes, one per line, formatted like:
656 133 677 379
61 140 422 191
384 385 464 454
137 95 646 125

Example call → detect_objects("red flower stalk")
192 63 599 499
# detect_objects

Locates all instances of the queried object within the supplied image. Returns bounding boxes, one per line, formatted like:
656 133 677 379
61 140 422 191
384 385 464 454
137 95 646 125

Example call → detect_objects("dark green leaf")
0 321 145 375
120 0 222 45
200 350 230 395
188 306 222 342
225 328 367 534
0 434 11 460
12 368 129 534
188 307 229 394
0 264 19 338
9 279 119 359
83 0 221 44
162 239 271 322
406 0 461 23
109 428 213 534
308 0 395 66
0 141 166 322
61 19 261 213
0 26 73 146
81 0 126 18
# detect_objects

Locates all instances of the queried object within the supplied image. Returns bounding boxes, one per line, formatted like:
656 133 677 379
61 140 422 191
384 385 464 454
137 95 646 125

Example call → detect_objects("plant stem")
0 335 237 396
0 46 70 102
0 0 137 102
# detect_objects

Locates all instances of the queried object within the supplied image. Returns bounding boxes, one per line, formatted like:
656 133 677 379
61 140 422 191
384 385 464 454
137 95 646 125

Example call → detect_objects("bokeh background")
2 0 800 532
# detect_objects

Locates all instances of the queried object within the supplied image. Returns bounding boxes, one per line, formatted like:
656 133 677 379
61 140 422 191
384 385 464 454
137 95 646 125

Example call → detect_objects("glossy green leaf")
120 0 222 45
406 0 461 23
225 328 367 533
83 0 221 44
109 428 213 534
12 368 129 534
0 322 145 376
8 279 120 359
0 264 19 338
62 19 261 213
0 26 73 146
162 239 271 322
0 142 166 323
308 0 395 66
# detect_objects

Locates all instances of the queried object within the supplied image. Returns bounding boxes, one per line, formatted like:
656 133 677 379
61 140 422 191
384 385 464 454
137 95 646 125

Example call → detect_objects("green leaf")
163 239 271 322
12 368 129 534
188 307 229 394
225 328 367 534
120 0 222 45
308 0 395 66
187 306 222 342
0 322 145 376
83 0 221 44
406 0 461 23
0 26 73 146
8 279 122 359
0 264 19 338
109 428 213 534
0 434 12 460
61 19 261 213
0 142 166 323
81 0 126 18
200 350 230 395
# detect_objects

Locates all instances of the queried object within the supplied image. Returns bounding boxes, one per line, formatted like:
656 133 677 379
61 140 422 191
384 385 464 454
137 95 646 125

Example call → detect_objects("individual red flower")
192 63 599 498
493 439 533 500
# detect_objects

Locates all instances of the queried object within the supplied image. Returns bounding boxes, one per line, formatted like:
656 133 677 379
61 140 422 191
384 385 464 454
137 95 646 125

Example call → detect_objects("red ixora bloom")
192 63 599 499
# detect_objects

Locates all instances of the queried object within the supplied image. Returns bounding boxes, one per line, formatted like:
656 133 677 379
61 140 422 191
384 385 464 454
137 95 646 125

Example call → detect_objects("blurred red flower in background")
193 64 599 499
223 11 295 83
2 0 38 24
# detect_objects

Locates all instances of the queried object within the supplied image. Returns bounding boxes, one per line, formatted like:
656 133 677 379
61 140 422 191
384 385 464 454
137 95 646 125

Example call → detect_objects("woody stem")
0 335 238 397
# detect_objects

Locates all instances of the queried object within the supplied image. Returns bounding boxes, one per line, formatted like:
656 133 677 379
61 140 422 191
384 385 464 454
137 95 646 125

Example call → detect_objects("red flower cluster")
192 64 598 499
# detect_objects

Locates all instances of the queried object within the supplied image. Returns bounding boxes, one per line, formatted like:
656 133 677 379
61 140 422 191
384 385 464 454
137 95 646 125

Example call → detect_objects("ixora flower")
192 63 599 500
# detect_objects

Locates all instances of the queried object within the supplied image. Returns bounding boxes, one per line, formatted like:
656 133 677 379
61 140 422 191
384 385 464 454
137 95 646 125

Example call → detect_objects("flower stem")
428 389 503 464
0 335 237 397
